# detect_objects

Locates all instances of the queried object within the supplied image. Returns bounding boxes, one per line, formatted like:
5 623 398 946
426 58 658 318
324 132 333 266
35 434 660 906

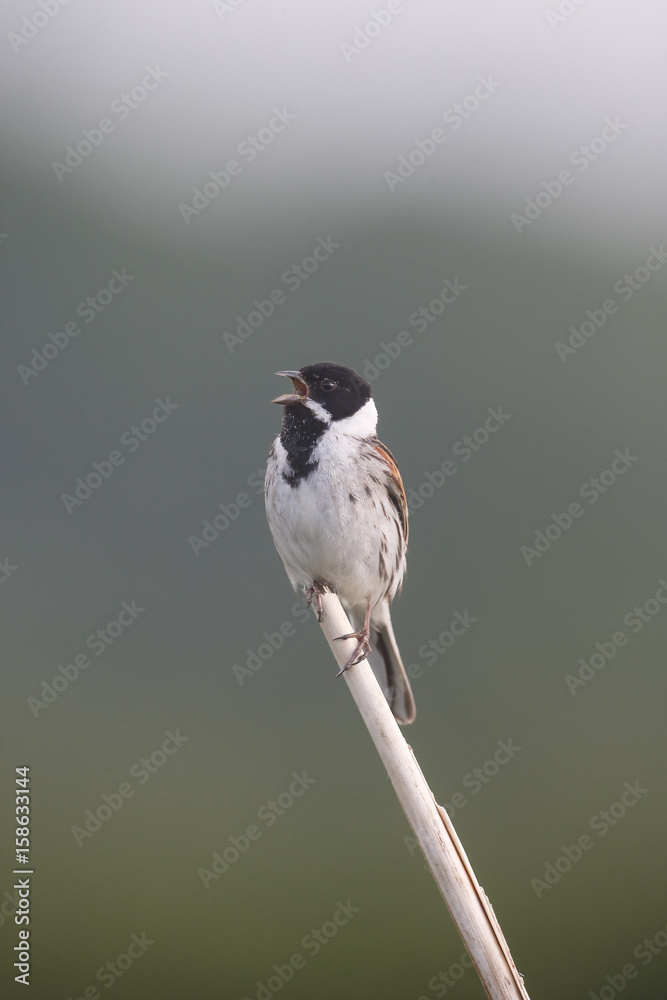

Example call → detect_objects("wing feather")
372 440 408 546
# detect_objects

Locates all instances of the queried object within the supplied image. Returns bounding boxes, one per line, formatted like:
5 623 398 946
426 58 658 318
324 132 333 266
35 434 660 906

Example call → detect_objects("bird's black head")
272 362 372 422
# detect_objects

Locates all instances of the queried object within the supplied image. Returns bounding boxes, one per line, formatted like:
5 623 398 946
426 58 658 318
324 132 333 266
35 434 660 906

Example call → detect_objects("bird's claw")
305 582 328 622
335 629 372 674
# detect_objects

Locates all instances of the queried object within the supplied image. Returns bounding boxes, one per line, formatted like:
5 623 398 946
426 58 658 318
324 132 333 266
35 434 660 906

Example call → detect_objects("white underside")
265 400 405 611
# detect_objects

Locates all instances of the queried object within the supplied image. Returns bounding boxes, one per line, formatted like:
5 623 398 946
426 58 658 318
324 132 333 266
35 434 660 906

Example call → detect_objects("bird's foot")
305 581 330 622
334 627 372 674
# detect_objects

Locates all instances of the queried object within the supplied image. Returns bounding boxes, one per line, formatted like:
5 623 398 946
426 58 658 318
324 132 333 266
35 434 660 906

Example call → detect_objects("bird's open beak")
272 371 309 405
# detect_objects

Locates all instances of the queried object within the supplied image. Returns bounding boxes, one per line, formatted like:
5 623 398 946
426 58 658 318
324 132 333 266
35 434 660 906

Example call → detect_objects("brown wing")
373 440 408 546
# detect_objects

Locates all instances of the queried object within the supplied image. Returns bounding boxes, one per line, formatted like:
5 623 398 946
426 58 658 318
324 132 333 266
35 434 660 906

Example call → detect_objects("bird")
264 362 416 724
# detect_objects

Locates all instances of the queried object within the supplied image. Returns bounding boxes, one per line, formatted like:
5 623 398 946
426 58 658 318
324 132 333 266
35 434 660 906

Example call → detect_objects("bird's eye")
321 379 337 391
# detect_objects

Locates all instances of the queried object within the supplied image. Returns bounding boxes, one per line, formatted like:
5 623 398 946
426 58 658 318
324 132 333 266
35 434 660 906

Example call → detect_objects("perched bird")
264 362 416 724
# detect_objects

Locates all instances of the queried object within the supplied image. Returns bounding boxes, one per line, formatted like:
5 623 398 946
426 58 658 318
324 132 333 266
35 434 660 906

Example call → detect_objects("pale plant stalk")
315 592 531 1000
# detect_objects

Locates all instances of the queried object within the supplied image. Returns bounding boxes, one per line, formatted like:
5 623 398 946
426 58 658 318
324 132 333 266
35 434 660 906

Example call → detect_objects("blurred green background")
1 2 667 998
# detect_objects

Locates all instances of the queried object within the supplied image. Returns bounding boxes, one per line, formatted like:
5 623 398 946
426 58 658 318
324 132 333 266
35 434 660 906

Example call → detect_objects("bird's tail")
350 602 416 725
